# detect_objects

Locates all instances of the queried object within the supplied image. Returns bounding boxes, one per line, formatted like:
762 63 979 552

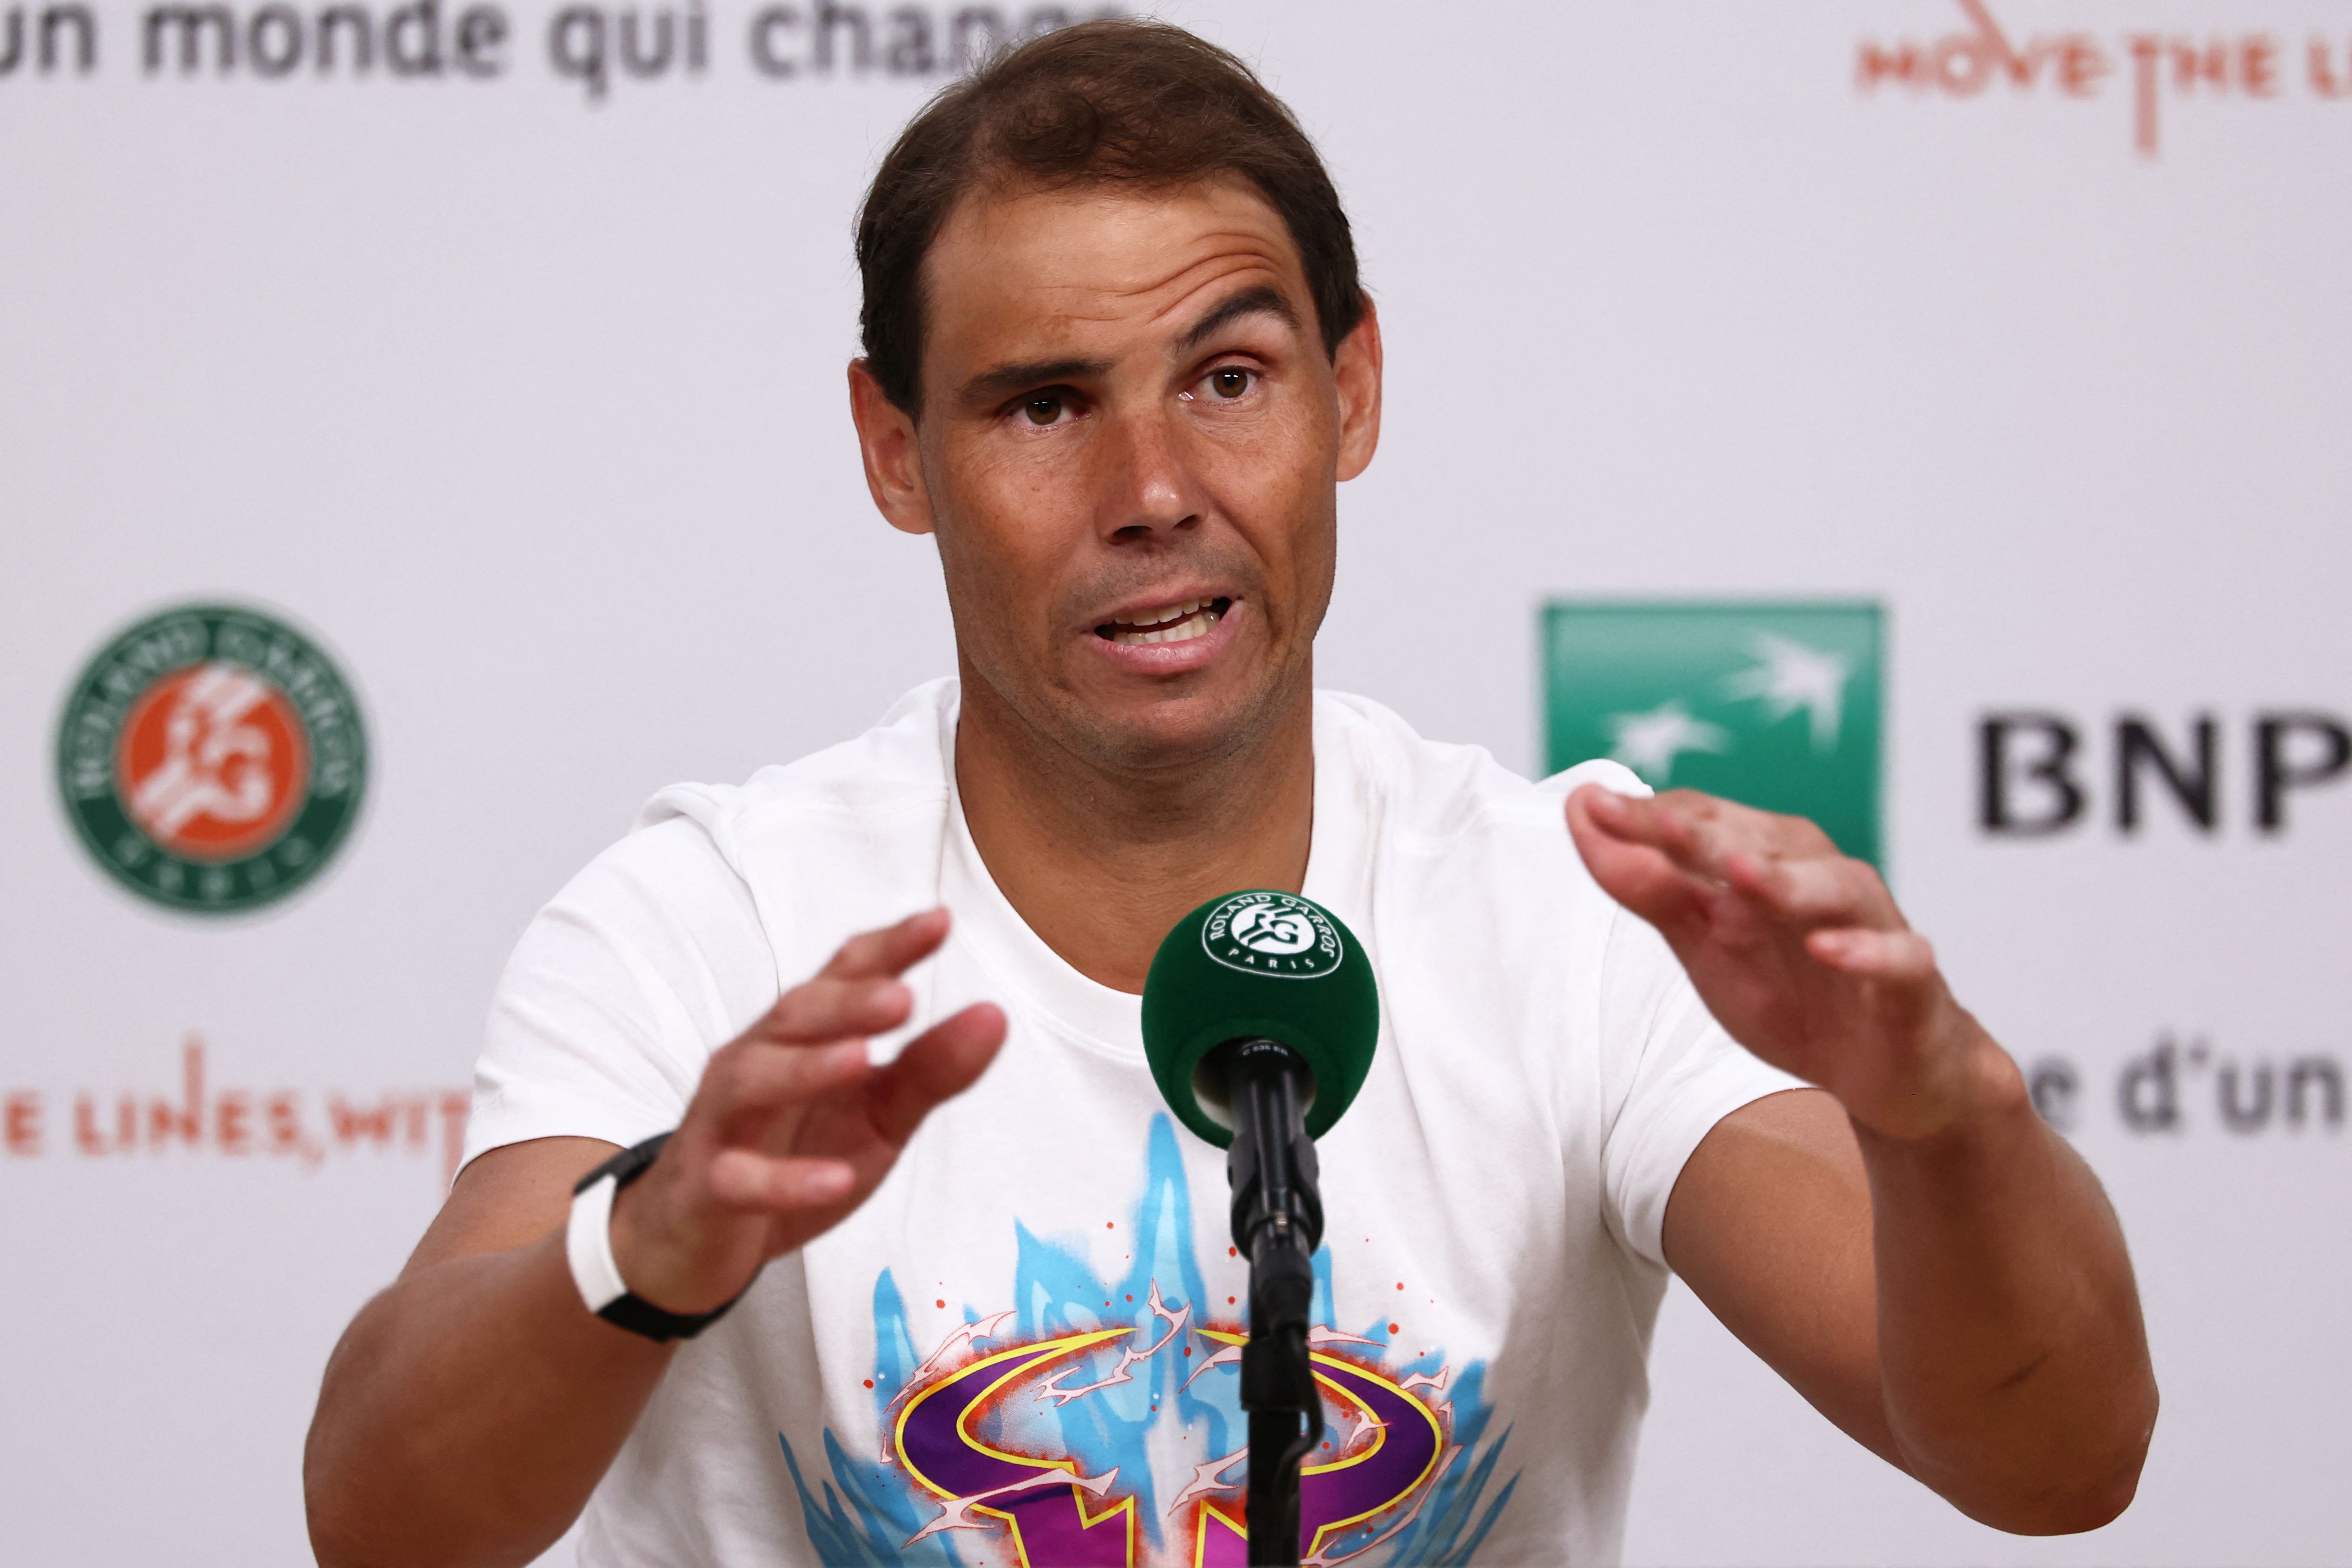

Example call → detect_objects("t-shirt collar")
937 692 1363 1059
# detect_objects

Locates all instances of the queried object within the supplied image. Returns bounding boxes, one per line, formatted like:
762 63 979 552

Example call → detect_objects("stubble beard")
947 557 1323 801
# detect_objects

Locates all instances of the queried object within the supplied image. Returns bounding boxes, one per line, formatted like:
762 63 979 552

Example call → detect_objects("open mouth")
1093 596 1231 647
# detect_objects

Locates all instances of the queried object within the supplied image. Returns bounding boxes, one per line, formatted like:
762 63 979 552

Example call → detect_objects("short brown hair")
854 19 1365 414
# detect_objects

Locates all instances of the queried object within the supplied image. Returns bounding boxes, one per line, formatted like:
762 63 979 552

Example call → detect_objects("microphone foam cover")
1140 890 1379 1149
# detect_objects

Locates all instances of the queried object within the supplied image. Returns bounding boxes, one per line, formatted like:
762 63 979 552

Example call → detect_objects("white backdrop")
4 2 2348 1563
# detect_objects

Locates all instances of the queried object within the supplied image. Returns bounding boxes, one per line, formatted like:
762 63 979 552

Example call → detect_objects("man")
305 21 2155 1568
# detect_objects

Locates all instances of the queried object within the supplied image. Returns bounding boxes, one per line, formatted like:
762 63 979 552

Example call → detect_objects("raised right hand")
607 909 1005 1315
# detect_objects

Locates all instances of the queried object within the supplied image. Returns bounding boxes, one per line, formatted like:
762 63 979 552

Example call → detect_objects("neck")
953 665 1316 995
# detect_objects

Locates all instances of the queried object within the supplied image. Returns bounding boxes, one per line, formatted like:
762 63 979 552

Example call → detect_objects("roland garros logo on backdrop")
55 603 367 914
1201 891 1344 978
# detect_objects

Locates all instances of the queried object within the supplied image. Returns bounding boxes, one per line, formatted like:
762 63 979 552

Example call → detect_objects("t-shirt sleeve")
461 814 782 1172
1595 905 1808 1268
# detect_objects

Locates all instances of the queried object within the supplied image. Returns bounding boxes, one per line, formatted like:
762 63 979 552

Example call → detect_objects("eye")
1022 393 1069 426
1203 367 1256 400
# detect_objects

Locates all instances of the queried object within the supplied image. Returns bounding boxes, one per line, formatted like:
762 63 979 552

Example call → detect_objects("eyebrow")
1177 285 1299 352
958 355 1112 408
954 286 1303 408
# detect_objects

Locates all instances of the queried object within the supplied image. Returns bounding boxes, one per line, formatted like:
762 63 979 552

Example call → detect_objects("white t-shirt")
466 680 1801 1568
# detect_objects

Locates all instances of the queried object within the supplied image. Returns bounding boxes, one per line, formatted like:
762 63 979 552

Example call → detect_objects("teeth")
1112 597 1207 628
1107 602 1222 646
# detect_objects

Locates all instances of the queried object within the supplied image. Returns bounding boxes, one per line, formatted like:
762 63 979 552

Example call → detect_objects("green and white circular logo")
1200 891 1344 979
55 603 367 915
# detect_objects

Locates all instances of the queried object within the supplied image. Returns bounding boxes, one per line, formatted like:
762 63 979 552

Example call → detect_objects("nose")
1094 399 1205 544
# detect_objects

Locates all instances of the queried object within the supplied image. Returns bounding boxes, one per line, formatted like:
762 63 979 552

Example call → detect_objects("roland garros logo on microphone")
56 603 367 914
1201 891 1344 978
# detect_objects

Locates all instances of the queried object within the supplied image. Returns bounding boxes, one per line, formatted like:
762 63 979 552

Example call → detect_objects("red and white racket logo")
118 662 311 862
58 603 366 913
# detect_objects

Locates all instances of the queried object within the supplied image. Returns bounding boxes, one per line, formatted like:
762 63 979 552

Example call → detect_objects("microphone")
1141 890 1378 1568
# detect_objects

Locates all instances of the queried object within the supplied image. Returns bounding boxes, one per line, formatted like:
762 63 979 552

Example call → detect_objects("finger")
1806 927 1937 983
865 1003 1008 1146
1572 785 1687 851
1577 784 1724 865
703 1037 871 1120
1725 851 1899 931
1566 788 1712 933
1583 786 1823 891
817 907 953 982
704 1148 859 1211
756 976 916 1045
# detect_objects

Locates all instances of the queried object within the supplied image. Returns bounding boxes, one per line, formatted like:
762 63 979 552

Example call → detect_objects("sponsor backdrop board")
3 2 2347 1564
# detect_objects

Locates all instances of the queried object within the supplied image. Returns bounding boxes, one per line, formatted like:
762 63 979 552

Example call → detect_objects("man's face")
850 177 1382 772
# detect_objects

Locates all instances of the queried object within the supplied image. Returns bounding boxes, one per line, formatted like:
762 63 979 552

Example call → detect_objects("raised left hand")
1565 784 2017 1142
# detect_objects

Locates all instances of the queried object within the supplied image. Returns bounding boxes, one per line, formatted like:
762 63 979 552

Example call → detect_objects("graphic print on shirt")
779 1116 1520 1568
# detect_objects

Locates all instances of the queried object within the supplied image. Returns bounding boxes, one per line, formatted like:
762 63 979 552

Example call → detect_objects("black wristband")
572 1132 744 1343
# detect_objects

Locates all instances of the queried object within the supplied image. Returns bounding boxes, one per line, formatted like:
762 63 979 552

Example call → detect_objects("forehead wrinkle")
927 187 1308 380
1032 250 1298 348
1097 226 1297 305
953 175 1288 268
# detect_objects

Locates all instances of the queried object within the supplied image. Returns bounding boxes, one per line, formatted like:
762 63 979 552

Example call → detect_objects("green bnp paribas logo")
1542 602 1883 868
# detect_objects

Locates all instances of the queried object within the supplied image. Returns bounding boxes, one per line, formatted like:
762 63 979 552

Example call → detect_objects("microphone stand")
1221 1039 1326 1568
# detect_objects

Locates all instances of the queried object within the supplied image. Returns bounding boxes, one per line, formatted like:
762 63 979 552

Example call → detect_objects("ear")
1331 294 1384 484
848 359 937 536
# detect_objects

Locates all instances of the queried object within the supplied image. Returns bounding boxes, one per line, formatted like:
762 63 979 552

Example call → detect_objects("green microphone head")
1140 890 1379 1149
